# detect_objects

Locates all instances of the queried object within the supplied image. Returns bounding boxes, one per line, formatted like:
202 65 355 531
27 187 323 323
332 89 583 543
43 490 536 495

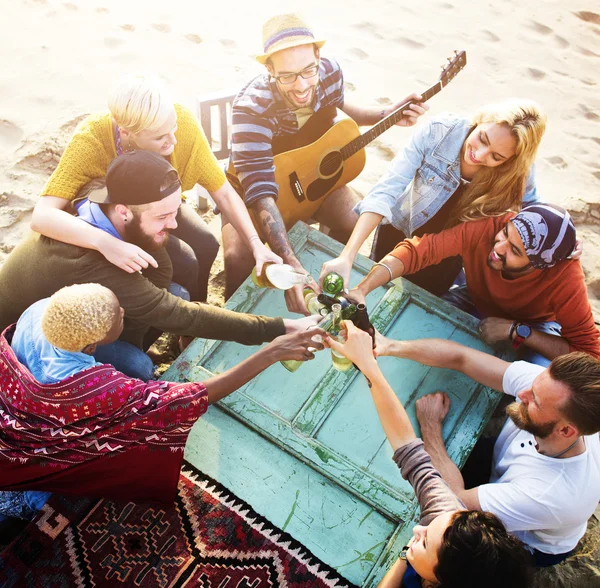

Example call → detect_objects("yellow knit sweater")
42 103 226 200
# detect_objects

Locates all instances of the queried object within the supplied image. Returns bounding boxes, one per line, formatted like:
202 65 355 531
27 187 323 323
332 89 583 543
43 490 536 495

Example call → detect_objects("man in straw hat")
224 13 428 314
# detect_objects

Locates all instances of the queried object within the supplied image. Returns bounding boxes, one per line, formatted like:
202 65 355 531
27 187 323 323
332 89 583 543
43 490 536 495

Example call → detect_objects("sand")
1 0 599 584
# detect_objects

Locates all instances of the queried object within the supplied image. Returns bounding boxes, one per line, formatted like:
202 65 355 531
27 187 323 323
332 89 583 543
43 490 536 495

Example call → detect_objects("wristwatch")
510 322 532 349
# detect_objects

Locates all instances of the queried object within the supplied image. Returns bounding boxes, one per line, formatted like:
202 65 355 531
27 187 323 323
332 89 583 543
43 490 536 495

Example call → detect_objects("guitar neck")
341 81 443 161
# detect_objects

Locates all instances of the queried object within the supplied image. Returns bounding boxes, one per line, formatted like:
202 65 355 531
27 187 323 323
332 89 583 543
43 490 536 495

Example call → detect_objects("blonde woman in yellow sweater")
31 73 281 301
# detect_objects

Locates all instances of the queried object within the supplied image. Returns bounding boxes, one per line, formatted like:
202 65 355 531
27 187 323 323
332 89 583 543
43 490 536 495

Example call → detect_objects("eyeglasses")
272 63 319 85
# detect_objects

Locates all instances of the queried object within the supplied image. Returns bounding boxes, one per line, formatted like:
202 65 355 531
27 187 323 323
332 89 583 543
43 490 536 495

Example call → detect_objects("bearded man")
0 150 315 379
372 332 600 568
224 13 428 312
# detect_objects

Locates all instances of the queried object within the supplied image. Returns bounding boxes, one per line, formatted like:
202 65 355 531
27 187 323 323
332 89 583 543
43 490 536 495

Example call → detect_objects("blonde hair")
107 72 175 134
42 284 119 352
452 98 547 224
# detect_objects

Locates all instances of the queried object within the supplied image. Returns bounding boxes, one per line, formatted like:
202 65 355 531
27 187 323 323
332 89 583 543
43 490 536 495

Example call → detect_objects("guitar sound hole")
320 151 343 178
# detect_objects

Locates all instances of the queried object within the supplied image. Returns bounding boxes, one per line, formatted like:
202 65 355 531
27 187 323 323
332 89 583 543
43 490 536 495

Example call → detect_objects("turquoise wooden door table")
163 222 504 587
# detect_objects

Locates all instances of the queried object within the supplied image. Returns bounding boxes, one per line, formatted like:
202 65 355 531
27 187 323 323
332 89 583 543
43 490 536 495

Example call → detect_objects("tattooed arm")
252 197 314 315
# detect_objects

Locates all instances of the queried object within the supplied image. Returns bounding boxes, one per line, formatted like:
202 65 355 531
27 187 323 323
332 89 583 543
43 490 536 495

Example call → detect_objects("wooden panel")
165 222 505 586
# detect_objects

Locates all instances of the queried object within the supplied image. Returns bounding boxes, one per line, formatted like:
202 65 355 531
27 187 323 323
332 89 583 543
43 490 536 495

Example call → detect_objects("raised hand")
373 330 393 357
283 266 319 315
266 328 326 362
319 255 353 292
283 314 321 334
252 241 283 277
387 93 429 127
326 320 377 373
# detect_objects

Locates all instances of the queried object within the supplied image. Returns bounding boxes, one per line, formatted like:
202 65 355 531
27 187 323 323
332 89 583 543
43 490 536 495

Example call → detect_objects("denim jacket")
354 114 538 236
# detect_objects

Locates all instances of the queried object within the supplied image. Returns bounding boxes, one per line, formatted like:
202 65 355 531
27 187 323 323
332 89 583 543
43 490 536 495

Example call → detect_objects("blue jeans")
94 340 154 381
0 490 51 522
442 276 561 367
532 547 573 568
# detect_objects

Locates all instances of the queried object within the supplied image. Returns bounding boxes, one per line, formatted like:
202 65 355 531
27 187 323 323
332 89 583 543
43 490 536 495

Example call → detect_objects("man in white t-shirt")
374 334 600 567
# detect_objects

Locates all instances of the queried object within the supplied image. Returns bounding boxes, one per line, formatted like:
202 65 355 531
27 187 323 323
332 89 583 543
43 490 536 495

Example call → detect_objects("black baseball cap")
88 150 181 205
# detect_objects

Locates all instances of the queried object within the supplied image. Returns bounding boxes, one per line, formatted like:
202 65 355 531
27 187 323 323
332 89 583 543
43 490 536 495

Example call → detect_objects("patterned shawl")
0 325 208 502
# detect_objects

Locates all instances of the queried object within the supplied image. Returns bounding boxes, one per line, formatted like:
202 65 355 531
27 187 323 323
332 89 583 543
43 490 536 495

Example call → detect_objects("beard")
506 401 557 438
124 216 169 252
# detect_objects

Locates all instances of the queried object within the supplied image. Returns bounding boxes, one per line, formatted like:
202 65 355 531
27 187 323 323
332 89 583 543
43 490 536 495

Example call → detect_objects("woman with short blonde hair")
31 73 281 302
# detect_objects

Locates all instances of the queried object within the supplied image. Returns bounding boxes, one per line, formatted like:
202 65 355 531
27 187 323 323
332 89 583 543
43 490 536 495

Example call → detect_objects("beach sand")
1 0 599 584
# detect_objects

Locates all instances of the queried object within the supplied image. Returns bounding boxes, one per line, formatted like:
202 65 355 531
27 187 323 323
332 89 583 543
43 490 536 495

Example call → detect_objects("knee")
129 352 155 381
202 232 220 263
223 234 254 273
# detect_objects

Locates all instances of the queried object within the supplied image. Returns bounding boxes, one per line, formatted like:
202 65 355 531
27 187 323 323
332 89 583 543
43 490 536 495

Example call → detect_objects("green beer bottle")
322 272 345 296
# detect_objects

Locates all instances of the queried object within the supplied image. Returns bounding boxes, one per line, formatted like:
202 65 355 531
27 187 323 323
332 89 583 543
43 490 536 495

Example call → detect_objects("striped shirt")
230 57 345 206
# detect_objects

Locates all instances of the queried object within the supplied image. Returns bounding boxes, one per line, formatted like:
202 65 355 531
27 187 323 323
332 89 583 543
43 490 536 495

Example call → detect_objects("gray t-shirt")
393 439 464 525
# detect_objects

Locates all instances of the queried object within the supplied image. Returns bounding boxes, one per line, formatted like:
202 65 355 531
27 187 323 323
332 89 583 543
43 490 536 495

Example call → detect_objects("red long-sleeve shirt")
389 213 600 358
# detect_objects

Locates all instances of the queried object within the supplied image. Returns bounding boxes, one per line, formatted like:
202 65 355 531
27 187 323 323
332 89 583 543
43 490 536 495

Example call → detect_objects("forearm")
341 101 385 126
176 300 285 344
31 198 112 251
387 339 465 370
385 339 507 391
251 197 298 263
204 345 276 404
340 212 383 261
211 182 261 246
365 363 417 450
420 423 465 494
355 254 405 297
377 557 407 588
522 329 570 360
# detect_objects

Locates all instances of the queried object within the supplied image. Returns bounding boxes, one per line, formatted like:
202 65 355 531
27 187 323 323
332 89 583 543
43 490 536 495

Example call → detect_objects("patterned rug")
0 461 355 587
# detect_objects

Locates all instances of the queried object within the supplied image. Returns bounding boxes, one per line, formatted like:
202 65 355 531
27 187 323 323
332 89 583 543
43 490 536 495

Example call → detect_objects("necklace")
548 437 581 459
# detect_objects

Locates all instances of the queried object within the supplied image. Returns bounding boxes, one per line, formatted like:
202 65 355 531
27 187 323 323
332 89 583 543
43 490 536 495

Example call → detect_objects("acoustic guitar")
229 50 467 230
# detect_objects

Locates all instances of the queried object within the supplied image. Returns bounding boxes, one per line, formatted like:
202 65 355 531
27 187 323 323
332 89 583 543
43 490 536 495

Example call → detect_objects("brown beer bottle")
355 303 375 349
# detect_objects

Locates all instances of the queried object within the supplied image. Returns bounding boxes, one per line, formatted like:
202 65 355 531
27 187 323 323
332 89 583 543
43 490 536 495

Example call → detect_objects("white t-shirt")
478 361 600 554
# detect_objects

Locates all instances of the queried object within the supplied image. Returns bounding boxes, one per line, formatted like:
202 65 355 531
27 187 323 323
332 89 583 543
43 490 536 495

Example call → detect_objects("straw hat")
256 14 326 64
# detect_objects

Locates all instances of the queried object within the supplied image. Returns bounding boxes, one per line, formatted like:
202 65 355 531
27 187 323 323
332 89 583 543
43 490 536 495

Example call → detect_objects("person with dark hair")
350 203 599 365
372 332 600 568
225 13 428 312
327 322 532 588
0 151 319 380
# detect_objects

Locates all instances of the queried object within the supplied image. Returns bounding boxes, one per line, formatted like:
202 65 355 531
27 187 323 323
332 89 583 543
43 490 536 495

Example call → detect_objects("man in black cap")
0 151 316 379
350 204 600 364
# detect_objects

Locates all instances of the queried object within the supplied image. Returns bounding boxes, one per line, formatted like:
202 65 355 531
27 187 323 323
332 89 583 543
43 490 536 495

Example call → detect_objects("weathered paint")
164 222 509 586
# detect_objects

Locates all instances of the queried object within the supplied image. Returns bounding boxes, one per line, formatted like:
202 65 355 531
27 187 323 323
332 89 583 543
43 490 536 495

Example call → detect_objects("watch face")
516 323 532 338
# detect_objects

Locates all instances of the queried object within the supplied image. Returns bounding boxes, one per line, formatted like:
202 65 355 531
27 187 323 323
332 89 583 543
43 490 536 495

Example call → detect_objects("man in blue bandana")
350 203 599 365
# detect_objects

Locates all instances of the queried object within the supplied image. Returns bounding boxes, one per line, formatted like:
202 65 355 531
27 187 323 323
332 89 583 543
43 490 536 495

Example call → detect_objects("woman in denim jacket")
321 99 546 295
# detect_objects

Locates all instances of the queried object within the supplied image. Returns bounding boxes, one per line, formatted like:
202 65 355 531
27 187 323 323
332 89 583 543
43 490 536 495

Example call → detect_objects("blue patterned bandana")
511 204 576 269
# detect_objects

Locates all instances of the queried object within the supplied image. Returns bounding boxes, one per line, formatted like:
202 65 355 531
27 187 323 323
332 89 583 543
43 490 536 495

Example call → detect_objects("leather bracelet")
508 321 518 342
374 262 394 283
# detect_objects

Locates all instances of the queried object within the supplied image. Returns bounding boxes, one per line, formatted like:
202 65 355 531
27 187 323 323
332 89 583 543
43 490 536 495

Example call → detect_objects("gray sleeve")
393 439 464 525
